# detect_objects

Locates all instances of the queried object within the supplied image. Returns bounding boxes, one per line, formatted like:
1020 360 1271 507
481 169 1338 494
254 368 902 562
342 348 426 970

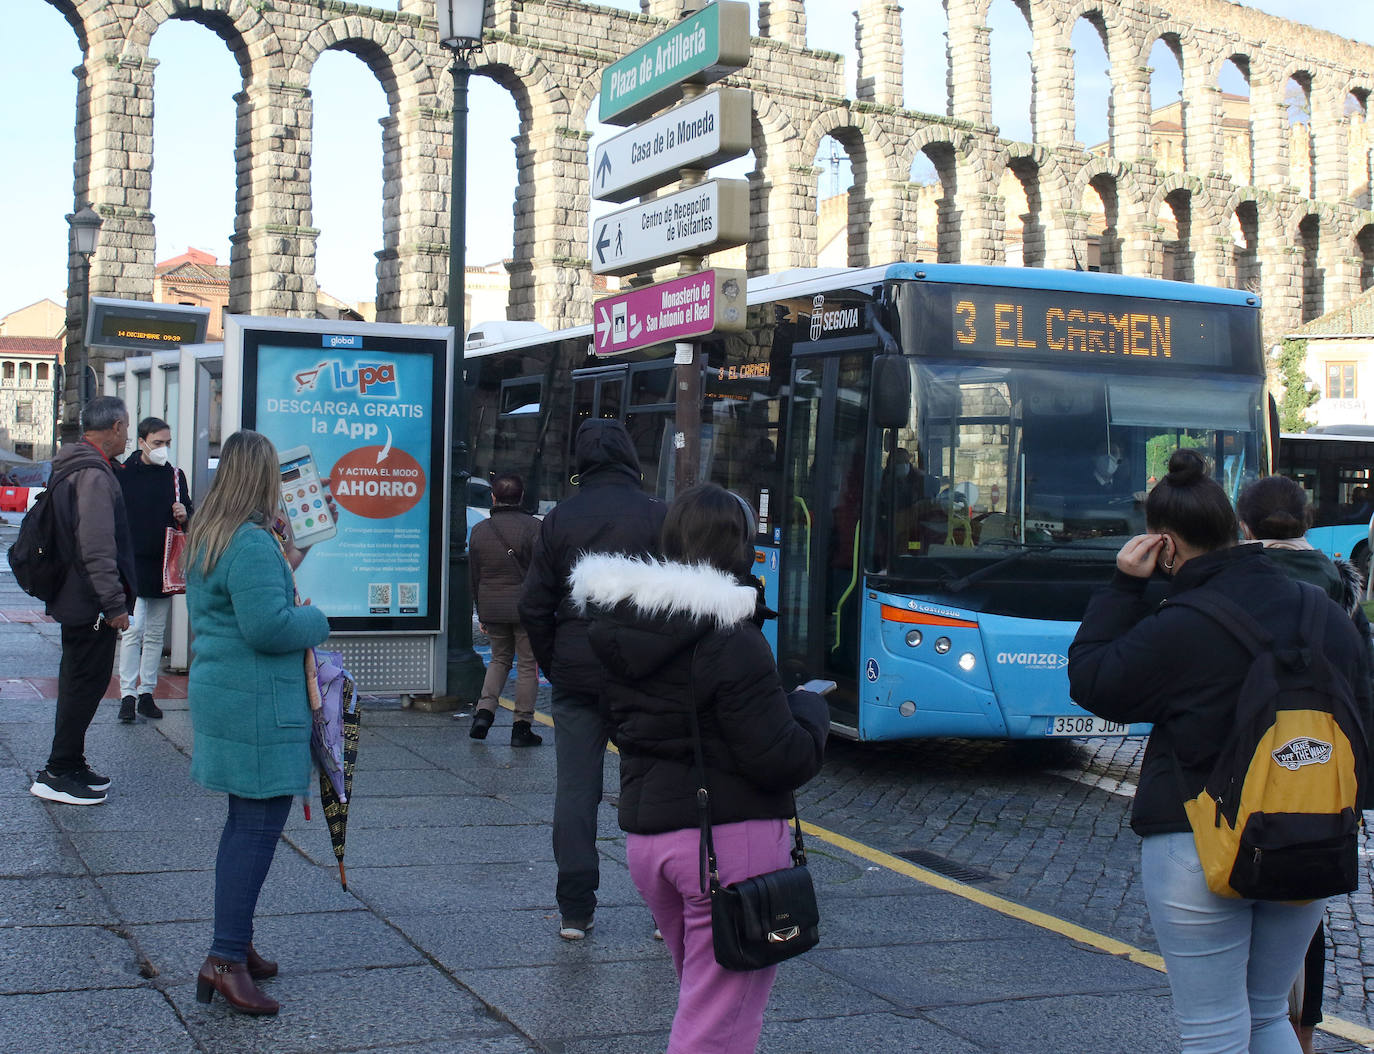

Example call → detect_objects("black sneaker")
469 709 495 740
118 696 136 723
136 693 163 719
511 720 543 748
71 766 112 792
30 769 107 806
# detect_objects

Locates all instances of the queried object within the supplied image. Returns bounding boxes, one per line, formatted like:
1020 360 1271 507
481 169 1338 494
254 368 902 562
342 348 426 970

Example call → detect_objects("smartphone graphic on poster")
278 445 337 547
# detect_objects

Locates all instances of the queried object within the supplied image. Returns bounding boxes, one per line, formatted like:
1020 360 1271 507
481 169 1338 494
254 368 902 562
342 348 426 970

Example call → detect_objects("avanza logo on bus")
293 359 399 398
996 652 1068 669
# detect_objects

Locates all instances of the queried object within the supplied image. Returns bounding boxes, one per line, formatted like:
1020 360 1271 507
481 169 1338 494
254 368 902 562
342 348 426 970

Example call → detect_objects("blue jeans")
1141 832 1326 1053
210 794 293 962
551 687 608 920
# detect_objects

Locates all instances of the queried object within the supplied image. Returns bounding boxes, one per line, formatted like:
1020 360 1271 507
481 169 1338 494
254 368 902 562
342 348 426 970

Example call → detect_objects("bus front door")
777 352 869 728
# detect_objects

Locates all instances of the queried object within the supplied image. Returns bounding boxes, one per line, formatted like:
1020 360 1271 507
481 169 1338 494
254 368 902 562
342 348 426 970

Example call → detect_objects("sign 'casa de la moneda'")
42 0 1374 386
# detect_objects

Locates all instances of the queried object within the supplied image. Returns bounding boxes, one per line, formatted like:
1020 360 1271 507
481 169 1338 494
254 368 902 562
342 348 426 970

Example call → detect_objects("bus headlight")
958 652 976 672
934 636 951 654
905 629 923 648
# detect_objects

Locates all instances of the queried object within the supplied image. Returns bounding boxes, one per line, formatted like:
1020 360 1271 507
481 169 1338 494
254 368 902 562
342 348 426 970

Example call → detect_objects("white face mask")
145 445 170 467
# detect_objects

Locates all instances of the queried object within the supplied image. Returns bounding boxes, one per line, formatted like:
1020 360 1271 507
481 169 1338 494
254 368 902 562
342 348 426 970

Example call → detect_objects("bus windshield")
877 359 1266 579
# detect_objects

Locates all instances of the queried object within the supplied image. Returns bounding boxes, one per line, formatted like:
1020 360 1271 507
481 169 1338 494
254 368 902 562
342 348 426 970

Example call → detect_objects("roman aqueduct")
40 0 1374 388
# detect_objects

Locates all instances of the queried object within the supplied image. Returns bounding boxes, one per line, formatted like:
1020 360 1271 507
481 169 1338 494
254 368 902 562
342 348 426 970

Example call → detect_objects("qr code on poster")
368 582 392 614
398 583 419 614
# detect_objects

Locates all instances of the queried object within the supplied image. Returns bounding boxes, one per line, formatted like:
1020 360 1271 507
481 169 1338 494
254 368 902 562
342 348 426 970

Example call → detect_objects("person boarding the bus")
116 416 192 723
467 472 542 747
519 419 666 939
1067 449 1372 1053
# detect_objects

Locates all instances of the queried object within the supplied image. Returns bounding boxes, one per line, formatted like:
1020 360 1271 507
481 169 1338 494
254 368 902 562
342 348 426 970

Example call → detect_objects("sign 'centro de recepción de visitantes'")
593 268 746 357
589 179 749 277
598 1 750 126
592 87 751 204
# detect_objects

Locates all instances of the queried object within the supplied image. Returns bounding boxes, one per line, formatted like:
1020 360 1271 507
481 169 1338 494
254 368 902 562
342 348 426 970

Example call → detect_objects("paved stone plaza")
1 518 1371 1052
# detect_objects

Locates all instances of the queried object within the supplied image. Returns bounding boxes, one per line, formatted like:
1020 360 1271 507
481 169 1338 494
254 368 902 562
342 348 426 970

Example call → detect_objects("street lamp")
438 0 489 704
66 204 103 435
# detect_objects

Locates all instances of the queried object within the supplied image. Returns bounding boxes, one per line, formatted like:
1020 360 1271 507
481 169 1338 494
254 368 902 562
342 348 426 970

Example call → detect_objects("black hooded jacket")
574 552 829 834
1068 544 1373 836
117 451 193 598
518 420 667 696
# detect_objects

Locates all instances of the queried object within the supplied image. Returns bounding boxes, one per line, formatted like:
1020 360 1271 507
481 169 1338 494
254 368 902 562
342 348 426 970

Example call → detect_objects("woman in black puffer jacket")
573 484 828 1054
1069 450 1372 1054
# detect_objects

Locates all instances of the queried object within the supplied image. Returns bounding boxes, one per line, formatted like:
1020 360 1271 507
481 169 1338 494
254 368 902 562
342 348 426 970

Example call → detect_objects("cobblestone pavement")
801 732 1374 1040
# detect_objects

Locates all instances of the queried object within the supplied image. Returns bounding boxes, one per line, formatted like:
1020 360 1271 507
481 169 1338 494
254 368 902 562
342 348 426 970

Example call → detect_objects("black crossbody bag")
687 655 820 971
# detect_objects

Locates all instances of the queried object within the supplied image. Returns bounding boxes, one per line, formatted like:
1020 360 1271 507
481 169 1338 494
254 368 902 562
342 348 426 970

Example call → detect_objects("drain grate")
894 848 996 884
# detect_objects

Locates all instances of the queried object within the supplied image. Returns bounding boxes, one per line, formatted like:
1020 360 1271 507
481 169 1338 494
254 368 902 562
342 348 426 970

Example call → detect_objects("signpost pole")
440 12 488 706
674 341 701 493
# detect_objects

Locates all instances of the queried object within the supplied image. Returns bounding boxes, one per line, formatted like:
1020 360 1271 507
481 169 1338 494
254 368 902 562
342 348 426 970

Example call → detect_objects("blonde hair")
187 430 281 576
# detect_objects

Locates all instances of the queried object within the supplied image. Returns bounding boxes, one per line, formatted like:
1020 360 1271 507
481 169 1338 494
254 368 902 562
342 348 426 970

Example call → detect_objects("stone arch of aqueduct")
41 0 1374 385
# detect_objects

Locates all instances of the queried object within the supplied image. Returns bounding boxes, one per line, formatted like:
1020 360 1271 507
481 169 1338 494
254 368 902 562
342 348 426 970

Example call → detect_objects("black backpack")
7 466 77 603
1168 583 1368 901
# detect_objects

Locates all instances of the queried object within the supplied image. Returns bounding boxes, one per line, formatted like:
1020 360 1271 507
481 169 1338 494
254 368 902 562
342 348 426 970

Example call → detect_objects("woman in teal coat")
185 430 330 1016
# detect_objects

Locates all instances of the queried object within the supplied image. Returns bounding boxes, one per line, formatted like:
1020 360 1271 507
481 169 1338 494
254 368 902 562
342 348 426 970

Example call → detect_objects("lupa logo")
294 360 399 398
996 652 1068 669
1271 737 1333 771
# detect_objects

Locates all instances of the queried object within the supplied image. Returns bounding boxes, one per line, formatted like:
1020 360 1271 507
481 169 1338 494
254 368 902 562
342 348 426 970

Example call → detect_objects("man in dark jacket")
518 419 666 938
31 397 136 806
467 473 542 747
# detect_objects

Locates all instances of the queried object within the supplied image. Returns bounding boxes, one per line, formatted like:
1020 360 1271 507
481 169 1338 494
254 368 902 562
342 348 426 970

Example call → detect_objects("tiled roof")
157 260 230 284
1292 286 1374 338
0 336 61 356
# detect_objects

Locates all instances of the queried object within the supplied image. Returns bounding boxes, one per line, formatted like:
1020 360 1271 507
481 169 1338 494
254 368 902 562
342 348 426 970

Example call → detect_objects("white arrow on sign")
591 87 752 204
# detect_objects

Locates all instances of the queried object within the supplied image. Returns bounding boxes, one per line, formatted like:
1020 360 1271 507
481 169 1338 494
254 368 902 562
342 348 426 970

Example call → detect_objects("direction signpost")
592 87 752 203
589 179 749 277
592 268 745 357
591 1 753 489
598 1 750 126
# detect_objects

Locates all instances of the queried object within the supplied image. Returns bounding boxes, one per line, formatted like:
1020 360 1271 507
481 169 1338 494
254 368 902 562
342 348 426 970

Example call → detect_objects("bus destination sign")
933 286 1240 367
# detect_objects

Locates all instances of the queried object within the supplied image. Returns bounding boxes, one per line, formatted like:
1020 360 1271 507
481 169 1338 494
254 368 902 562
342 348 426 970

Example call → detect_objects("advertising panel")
232 322 451 632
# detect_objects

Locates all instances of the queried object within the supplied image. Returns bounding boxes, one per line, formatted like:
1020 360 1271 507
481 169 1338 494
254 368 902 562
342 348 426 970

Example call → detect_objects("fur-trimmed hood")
573 553 759 681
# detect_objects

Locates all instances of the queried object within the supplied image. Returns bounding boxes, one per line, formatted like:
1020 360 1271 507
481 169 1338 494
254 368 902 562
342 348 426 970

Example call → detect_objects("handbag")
686 654 819 972
161 471 188 595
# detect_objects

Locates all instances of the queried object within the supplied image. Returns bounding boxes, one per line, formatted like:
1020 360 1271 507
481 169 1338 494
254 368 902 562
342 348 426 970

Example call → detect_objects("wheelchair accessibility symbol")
865 658 880 682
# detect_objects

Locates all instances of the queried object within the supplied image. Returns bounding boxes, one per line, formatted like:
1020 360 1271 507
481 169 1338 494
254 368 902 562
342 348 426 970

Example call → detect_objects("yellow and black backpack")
1168 582 1367 901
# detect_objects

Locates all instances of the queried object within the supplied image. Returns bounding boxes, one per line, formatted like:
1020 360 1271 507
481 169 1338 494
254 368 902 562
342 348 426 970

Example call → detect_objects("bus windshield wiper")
942 542 1117 593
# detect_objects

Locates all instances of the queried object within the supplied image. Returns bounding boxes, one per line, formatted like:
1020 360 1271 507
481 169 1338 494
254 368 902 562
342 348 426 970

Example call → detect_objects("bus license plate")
1046 716 1128 737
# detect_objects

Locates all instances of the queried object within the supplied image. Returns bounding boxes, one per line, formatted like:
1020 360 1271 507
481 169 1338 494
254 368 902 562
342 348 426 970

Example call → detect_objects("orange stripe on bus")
879 605 978 628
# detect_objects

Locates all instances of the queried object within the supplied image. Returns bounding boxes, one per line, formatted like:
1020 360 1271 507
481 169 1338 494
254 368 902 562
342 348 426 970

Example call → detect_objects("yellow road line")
510 698 1374 1046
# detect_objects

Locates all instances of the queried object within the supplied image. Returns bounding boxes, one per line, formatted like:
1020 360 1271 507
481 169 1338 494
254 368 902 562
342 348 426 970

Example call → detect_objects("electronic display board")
900 283 1261 372
87 297 210 352
236 324 450 632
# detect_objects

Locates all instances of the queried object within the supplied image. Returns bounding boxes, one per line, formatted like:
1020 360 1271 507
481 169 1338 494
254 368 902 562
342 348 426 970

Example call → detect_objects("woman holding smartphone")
185 430 330 1016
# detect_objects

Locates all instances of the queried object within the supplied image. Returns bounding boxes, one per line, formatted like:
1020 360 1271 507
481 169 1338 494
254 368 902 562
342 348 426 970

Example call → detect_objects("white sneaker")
559 918 594 940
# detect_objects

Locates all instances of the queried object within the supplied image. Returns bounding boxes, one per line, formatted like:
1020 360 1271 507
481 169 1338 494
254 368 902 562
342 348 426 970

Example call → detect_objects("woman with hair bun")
1068 448 1373 1053
1237 473 1373 1053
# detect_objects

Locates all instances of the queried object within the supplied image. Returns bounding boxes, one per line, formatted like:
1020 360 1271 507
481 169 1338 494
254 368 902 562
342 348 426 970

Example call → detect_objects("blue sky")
1 0 1367 316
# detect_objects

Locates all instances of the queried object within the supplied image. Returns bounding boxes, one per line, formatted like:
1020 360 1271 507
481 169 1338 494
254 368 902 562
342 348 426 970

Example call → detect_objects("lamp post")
438 0 489 704
66 204 102 436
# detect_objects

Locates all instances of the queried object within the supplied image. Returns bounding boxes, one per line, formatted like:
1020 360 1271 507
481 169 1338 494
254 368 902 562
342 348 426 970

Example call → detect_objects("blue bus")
465 264 1267 740
1277 428 1374 577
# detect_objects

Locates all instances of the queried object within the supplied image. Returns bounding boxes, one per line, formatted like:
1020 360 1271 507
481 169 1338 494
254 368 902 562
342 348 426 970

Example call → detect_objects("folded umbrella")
310 649 361 889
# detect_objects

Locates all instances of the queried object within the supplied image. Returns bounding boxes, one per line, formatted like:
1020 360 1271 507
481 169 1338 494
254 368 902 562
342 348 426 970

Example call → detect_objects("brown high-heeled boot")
196 955 279 1015
245 945 278 980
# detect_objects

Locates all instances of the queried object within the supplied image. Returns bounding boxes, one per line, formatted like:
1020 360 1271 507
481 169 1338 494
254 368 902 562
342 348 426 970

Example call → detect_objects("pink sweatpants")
627 818 792 1054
